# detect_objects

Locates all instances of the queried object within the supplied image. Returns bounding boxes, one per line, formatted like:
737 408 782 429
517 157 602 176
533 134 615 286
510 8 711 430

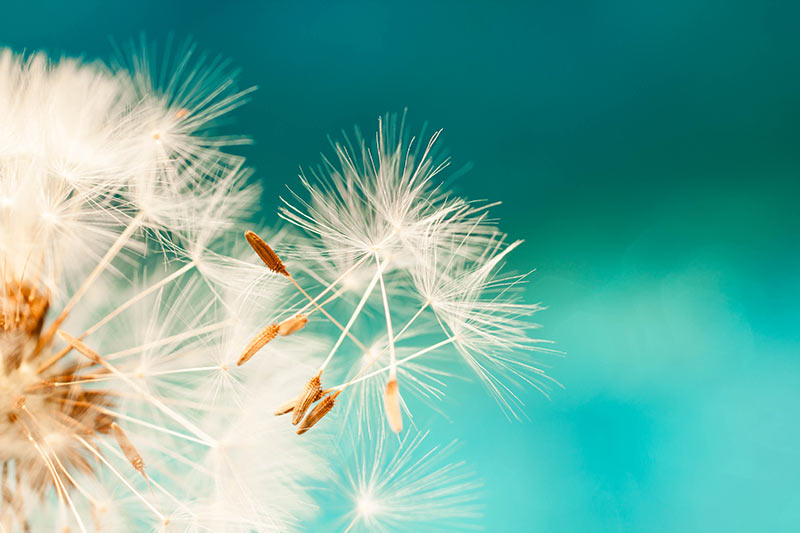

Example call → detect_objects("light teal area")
3 1 799 530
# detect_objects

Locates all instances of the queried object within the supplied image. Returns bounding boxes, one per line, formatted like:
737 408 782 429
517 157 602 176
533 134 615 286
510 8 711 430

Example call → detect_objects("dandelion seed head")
0 43 325 531
4 32 554 528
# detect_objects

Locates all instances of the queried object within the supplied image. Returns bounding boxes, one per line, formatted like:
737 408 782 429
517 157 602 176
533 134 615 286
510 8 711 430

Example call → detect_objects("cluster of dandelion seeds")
0 40 553 532
240 113 556 437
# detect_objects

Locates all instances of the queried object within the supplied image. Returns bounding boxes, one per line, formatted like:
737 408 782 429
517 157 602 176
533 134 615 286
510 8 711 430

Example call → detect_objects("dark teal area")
3 1 799 530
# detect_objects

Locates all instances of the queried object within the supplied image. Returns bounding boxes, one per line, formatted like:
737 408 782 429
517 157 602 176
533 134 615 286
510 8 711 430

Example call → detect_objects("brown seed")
244 231 290 277
111 423 146 478
291 371 322 425
278 314 308 337
237 323 280 366
296 392 339 435
174 108 190 119
383 378 403 433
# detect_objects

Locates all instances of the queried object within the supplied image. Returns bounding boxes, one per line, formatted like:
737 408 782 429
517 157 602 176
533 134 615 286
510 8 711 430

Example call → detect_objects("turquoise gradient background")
3 1 799 530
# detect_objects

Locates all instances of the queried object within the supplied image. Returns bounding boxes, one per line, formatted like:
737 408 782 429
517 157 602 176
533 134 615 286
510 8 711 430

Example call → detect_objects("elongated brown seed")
296 392 339 435
278 314 308 336
383 378 403 433
237 323 280 366
291 371 322 425
111 423 146 478
244 231 290 277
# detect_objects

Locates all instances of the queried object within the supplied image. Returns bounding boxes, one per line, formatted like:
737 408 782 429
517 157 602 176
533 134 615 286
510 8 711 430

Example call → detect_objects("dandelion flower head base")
0 278 118 521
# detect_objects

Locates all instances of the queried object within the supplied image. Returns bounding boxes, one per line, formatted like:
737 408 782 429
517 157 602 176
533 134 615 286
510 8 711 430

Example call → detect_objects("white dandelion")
0 45 321 532
2 38 555 532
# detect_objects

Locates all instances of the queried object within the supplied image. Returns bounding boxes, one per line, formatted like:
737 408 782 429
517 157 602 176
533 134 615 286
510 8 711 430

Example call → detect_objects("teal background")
3 1 799 530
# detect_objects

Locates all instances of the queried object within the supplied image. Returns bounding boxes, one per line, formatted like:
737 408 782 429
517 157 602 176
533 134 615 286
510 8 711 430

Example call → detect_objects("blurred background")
3 1 799 530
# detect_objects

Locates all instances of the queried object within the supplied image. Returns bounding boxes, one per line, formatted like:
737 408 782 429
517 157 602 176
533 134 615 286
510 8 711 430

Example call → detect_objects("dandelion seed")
383 378 403 433
110 423 146 479
244 230 289 277
296 391 340 435
292 371 323 425
236 323 279 366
